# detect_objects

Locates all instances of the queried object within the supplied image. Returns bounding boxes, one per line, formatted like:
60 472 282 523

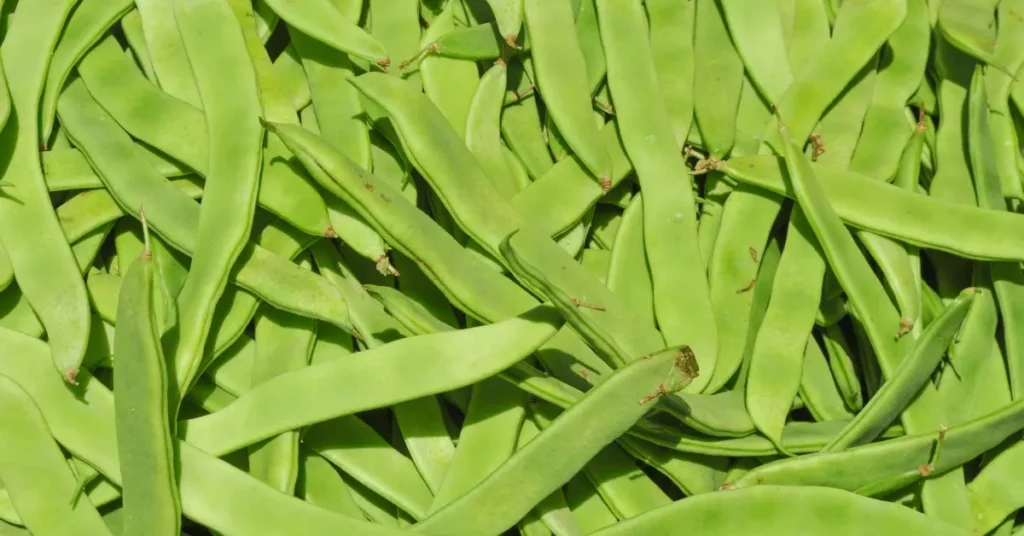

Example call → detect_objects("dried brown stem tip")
809 133 825 162
896 317 914 339
570 298 606 311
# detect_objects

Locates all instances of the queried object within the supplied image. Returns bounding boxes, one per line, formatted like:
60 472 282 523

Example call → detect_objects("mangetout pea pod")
113 219 180 536
181 305 563 456
412 346 698 535
591 486 969 536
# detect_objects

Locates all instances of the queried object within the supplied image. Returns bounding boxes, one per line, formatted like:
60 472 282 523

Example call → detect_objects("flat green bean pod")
731 395 1024 495
745 210 823 452
351 72 524 261
597 0 717 392
500 228 664 368
134 0 200 106
113 221 180 536
938 0 998 65
76 36 332 237
524 0 611 185
591 486 968 535
39 0 134 144
721 156 1024 262
824 288 975 451
304 415 434 520
0 374 111 535
261 0 389 69
181 305 563 456
0 0 91 383
412 346 698 535
57 81 352 340
166 0 266 394
0 327 410 536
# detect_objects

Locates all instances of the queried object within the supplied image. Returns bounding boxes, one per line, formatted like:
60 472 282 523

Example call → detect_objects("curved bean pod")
745 210 824 451
731 396 1024 495
693 0 743 157
39 0 134 144
58 81 351 344
419 4 480 139
181 305 563 456
597 0 717 391
466 62 519 198
0 328 410 536
165 0 265 394
352 74 519 258
848 0 929 181
76 36 332 237
524 0 610 184
606 194 656 330
500 228 664 369
591 486 968 535
717 0 792 102
965 67 1024 400
0 375 111 535
261 0 389 68
824 288 975 451
0 0 90 382
776 108 971 524
721 155 1024 262
411 346 698 535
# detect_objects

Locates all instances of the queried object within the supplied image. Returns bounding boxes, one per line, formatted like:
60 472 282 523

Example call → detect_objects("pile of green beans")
6 0 1024 534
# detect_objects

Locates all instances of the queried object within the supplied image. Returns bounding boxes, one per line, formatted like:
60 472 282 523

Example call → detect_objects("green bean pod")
591 486 968 535
824 288 975 451
745 210 824 452
261 0 389 68
0 0 91 383
134 0 201 106
182 305 563 456
597 0 717 392
39 0 134 144
412 346 698 535
721 155 1024 262
113 222 180 536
